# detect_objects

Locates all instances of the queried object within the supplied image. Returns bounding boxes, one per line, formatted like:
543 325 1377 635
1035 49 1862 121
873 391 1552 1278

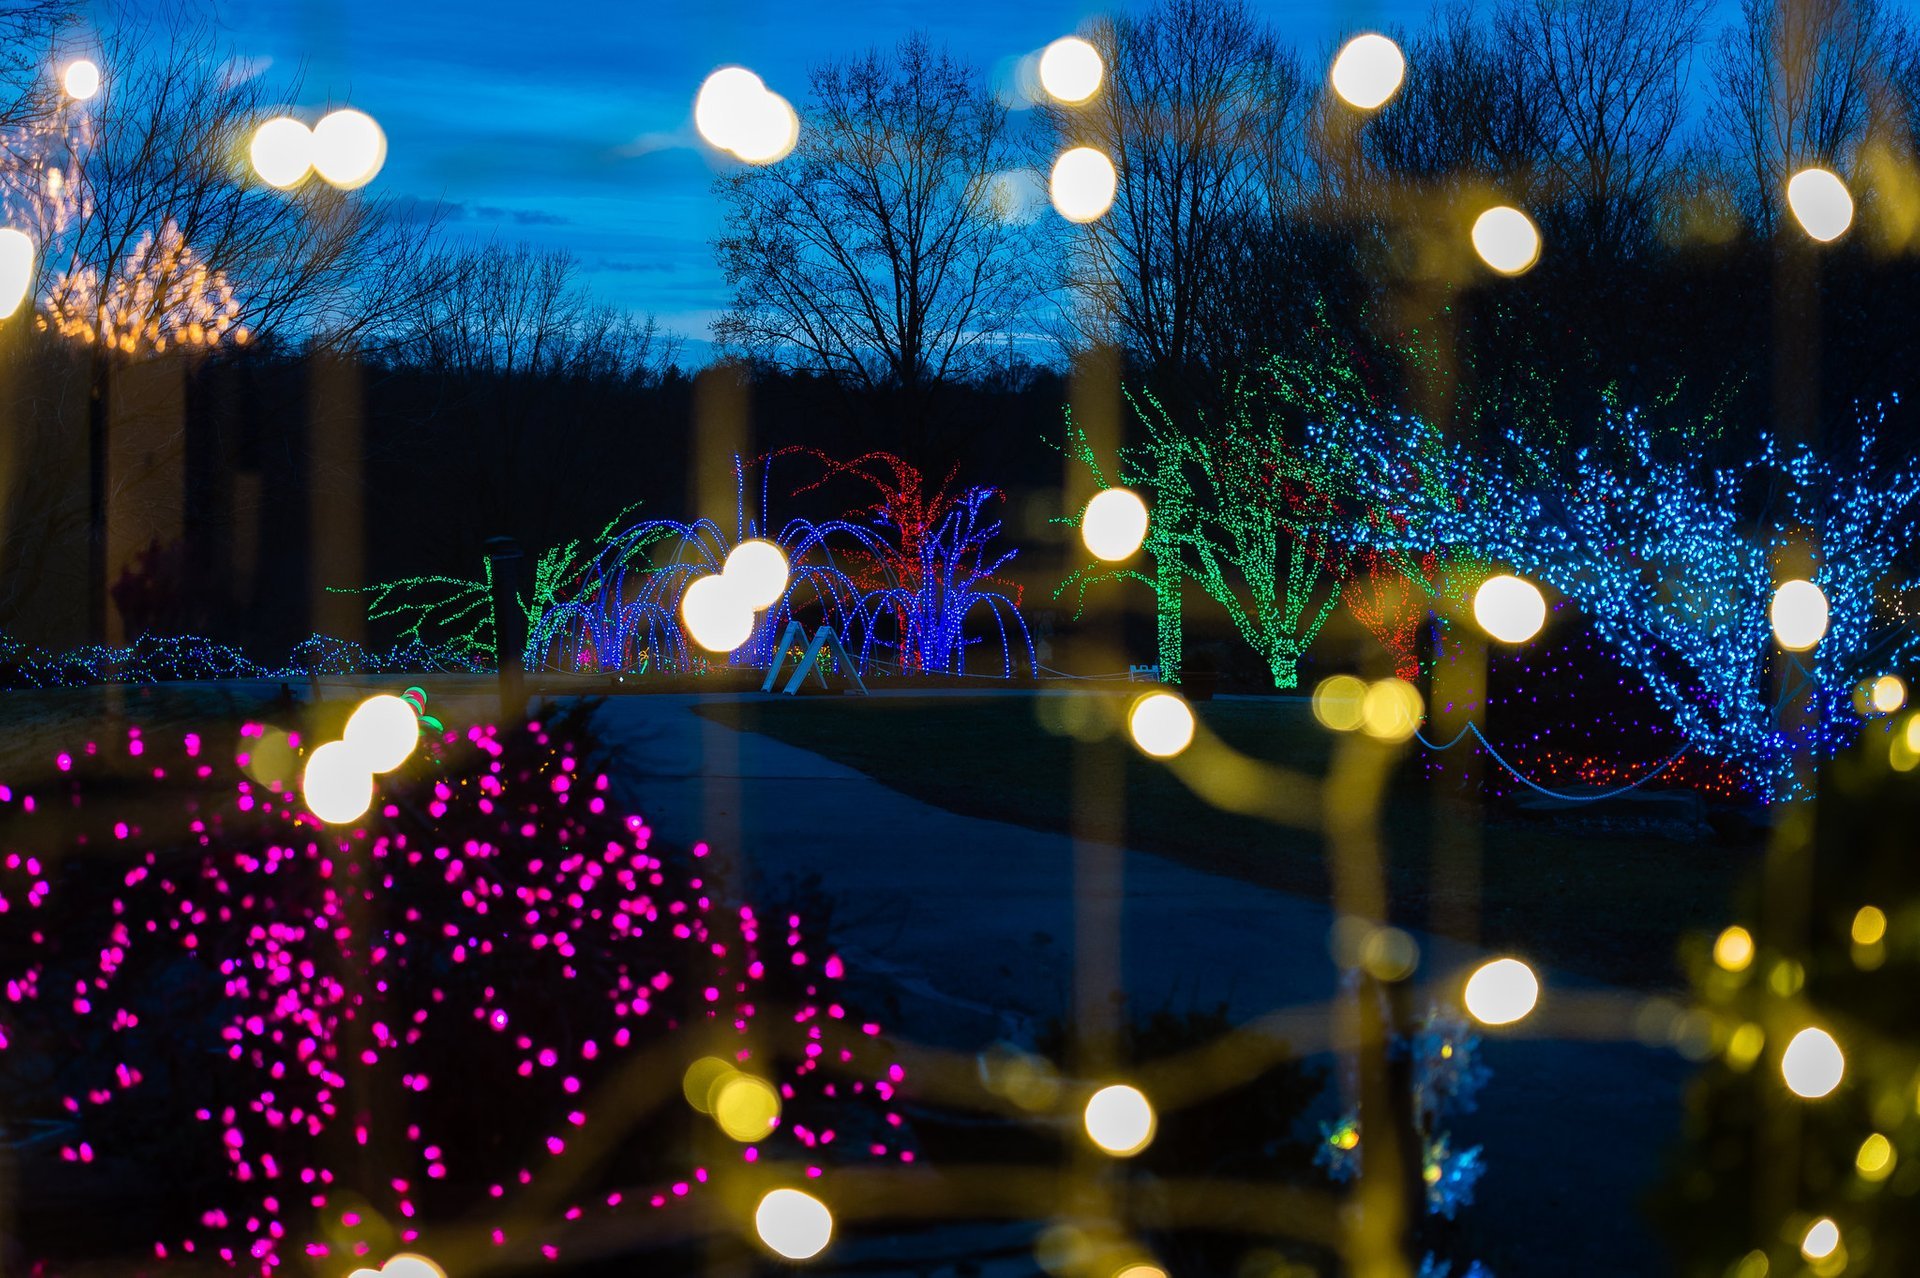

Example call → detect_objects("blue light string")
1416 721 1693 803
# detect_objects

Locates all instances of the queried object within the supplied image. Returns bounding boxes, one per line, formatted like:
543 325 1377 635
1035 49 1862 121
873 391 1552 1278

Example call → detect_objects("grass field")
696 692 1759 989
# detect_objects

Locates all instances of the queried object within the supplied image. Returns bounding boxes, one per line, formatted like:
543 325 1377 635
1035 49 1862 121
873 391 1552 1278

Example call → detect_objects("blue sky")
183 0 1455 357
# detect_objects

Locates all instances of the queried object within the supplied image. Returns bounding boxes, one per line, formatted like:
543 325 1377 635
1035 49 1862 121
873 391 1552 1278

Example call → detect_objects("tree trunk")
1154 551 1182 683
86 350 108 643
1269 648 1300 690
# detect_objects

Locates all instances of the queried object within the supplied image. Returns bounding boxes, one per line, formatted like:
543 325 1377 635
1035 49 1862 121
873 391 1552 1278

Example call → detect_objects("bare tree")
713 34 1034 415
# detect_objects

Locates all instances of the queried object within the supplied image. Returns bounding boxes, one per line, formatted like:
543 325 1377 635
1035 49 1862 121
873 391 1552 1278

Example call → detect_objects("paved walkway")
582 692 1689 1277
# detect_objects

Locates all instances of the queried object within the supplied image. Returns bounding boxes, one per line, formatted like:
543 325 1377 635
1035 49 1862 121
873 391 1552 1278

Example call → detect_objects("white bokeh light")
1770 579 1829 651
250 116 313 189
1801 1218 1840 1261
681 574 756 653
1084 1083 1156 1155
723 539 791 610
303 739 374 826
1787 167 1854 242
1781 1026 1845 1099
1463 958 1539 1025
1472 574 1547 643
1128 692 1195 759
312 108 388 190
1039 36 1104 104
755 1188 833 1260
1050 146 1117 223
0 228 34 321
1081 487 1149 560
696 67 798 164
1329 34 1405 110
61 59 100 101
343 694 419 774
1471 206 1542 275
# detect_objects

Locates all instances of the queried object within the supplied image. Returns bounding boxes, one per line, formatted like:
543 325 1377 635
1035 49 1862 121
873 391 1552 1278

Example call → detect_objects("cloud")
474 205 571 226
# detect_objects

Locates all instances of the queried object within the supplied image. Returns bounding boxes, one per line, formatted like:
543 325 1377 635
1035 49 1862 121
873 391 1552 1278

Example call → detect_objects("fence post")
484 536 526 722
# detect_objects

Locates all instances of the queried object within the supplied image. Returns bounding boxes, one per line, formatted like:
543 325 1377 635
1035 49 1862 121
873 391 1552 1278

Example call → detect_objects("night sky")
197 0 1469 357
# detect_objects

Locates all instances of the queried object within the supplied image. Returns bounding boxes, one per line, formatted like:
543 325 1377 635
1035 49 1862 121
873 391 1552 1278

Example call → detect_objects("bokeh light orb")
1781 1026 1845 1098
1128 691 1195 759
1801 1218 1841 1261
0 228 35 321
1471 206 1542 275
1329 34 1405 110
1050 146 1118 223
682 1055 734 1113
1312 673 1368 732
1712 925 1754 973
1871 674 1905 714
712 1071 782 1141
1787 167 1854 242
723 538 791 610
729 91 799 164
696 67 798 164
1359 678 1423 743
250 116 313 189
343 693 419 774
61 59 100 101
1770 579 1829 651
303 739 374 825
681 573 756 653
1039 36 1104 104
312 108 388 190
1463 957 1539 1025
1083 1083 1155 1155
377 1257 448 1278
755 1188 833 1260
1473 573 1547 643
1081 487 1149 560
1857 1132 1896 1181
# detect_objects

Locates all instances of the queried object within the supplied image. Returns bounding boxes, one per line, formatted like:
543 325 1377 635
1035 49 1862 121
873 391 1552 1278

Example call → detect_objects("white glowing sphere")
1770 579 1829 651
1463 957 1539 1026
62 59 100 101
303 739 374 825
1128 691 1195 759
1782 1027 1845 1099
343 694 420 774
723 538 791 610
1471 206 1541 275
0 228 34 321
1081 487 1149 560
755 1188 833 1260
681 573 756 653
1050 146 1118 224
696 67 797 163
312 108 387 190
378 1257 447 1278
1472 574 1547 643
1787 167 1853 243
1083 1083 1155 1155
250 116 314 189
1872 675 1907 714
730 91 799 164
1330 34 1405 110
1039 36 1104 104
1801 1218 1841 1261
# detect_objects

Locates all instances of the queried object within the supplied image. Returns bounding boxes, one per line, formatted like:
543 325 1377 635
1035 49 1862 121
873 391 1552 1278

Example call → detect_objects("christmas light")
1712 926 1755 972
1361 678 1423 743
1083 1084 1155 1155
1312 674 1368 732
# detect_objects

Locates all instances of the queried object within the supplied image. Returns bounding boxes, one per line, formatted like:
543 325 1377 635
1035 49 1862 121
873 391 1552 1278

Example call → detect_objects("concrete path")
584 691 1692 1277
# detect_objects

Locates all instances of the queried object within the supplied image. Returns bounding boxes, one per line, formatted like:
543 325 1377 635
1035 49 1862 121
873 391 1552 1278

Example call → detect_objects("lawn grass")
695 692 1758 989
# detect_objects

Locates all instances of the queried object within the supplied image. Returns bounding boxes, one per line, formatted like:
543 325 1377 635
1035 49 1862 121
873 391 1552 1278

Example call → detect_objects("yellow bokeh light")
312 108 388 190
1360 678 1423 743
1471 206 1542 275
303 739 374 825
1782 1027 1846 1099
1472 573 1547 643
250 116 313 189
1039 36 1104 104
0 227 34 321
1713 925 1755 972
1872 675 1906 713
1726 1022 1765 1070
1463 957 1539 1025
1081 487 1149 560
1857 1132 1895 1181
754 1187 833 1260
1787 167 1854 242
1050 146 1118 223
681 573 756 653
1770 579 1829 651
343 694 419 775
1083 1083 1155 1156
1312 674 1368 732
61 59 100 101
1329 33 1405 110
1113 1267 1167 1278
712 1071 782 1141
722 539 790 610
1128 691 1195 759
682 1055 735 1113
1851 905 1887 946
1801 1217 1840 1261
